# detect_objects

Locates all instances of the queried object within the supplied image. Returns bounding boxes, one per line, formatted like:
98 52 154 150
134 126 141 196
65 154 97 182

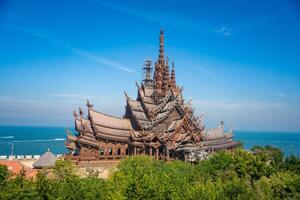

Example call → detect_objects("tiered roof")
65 30 239 159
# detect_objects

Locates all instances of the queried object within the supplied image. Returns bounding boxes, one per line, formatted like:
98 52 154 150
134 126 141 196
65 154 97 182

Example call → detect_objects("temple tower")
143 59 153 87
158 29 164 64
154 29 166 98
143 59 154 97
171 61 176 89
162 57 170 94
65 29 240 162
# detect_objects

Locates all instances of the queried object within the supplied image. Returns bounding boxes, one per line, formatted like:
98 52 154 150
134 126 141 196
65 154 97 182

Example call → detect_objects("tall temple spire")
86 99 93 109
154 30 166 96
158 28 164 64
143 59 153 87
171 61 176 89
162 57 170 92
79 107 84 117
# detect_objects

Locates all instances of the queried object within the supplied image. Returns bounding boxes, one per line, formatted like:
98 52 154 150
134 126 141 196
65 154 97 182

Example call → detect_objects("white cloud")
89 0 160 24
193 99 284 111
276 92 299 100
47 93 94 100
5 24 137 74
189 99 300 131
0 95 39 104
70 48 137 74
190 65 215 78
214 26 232 37
88 0 213 33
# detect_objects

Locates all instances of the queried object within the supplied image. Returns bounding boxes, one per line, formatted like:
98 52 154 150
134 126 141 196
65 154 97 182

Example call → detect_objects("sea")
0 126 299 156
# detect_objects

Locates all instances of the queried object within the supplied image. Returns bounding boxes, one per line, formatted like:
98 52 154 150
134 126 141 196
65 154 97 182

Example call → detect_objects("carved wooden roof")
89 109 132 131
66 30 240 156
202 127 227 141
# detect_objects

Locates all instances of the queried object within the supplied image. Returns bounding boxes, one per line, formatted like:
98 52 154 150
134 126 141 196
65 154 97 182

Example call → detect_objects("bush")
283 154 300 174
0 164 9 185
0 146 299 199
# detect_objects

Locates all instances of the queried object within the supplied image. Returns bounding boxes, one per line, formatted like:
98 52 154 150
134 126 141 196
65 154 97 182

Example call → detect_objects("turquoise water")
0 126 299 156
0 126 68 156
234 131 300 156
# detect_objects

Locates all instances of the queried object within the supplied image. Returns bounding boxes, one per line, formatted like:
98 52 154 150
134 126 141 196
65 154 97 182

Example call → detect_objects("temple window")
99 148 104 155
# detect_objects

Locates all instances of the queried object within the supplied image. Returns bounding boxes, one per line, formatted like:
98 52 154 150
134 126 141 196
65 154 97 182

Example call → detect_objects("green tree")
283 154 300 174
0 164 9 186
196 151 233 180
0 169 39 200
252 145 284 170
255 172 300 199
36 170 54 200
0 146 299 199
53 159 76 180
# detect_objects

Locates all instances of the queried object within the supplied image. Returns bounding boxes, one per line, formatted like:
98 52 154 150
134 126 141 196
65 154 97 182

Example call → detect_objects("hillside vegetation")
0 146 299 200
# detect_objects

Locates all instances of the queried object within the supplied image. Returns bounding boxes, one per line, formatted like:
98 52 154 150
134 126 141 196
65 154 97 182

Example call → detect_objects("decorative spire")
155 62 163 89
65 127 72 136
124 91 130 101
135 81 141 90
86 99 93 109
162 57 170 91
153 61 157 77
170 61 176 88
143 59 153 86
159 28 164 64
79 107 83 117
154 30 166 96
219 121 224 128
73 111 78 118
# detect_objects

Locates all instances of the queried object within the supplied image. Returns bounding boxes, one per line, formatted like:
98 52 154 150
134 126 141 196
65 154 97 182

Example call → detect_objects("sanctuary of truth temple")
65 30 239 162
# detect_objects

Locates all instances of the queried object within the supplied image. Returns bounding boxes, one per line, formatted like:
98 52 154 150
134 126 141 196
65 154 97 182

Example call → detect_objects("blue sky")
0 0 299 131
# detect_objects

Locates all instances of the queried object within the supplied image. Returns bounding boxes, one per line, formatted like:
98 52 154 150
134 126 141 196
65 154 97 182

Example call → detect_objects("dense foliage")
0 146 299 200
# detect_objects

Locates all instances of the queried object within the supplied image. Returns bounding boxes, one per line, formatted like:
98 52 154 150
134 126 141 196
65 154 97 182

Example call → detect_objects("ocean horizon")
0 125 299 156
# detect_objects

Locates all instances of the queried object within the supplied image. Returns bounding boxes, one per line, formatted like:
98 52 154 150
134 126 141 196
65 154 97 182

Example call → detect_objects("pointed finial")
200 112 205 118
188 97 192 105
220 121 224 127
143 59 153 86
145 58 152 65
171 61 176 88
228 123 234 133
160 28 164 43
124 91 130 100
135 81 140 89
73 111 78 117
159 29 164 63
86 99 93 109
65 127 71 135
79 107 83 116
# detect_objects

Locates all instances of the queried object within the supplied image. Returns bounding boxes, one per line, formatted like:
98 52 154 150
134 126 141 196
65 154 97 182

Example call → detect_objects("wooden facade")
65 30 239 162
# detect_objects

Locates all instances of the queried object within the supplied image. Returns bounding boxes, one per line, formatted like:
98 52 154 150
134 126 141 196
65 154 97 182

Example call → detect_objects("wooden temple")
65 30 239 162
